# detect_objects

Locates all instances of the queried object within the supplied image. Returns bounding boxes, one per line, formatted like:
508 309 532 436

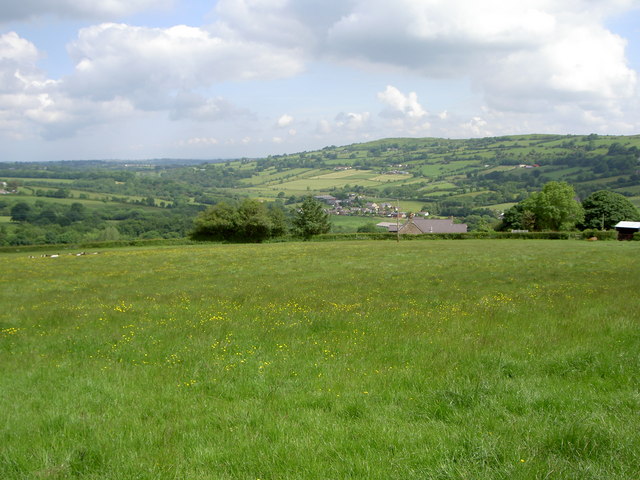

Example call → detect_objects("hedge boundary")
0 229 633 253
313 230 623 242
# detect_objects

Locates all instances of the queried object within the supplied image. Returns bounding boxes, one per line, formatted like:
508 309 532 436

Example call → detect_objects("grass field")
330 215 387 232
1 240 639 479
1 177 76 184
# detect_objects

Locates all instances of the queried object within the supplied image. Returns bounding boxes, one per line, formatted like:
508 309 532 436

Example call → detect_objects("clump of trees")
500 181 584 231
580 190 639 230
1 198 200 246
191 196 332 242
500 182 640 232
191 199 287 243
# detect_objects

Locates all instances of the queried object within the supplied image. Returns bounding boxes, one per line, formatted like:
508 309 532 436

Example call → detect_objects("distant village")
313 194 414 217
312 194 469 234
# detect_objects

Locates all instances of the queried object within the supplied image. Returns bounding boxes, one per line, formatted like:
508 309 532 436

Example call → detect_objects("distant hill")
183 133 640 212
1 134 639 245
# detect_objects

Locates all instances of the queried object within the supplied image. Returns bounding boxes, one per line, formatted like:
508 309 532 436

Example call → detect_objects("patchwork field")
1 240 639 479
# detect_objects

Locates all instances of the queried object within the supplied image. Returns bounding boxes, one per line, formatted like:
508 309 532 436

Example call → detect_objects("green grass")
419 161 479 177
0 177 75 184
330 215 387 232
238 168 316 187
271 171 383 192
1 240 639 479
487 202 518 212
5 192 164 211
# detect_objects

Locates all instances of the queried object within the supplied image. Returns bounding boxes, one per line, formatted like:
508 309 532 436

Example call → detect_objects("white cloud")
214 0 639 131
1 21 306 140
328 1 637 108
277 113 294 127
180 137 219 146
65 23 304 105
479 23 637 113
4 0 640 154
460 116 490 136
377 85 427 120
170 92 251 122
315 119 332 135
213 0 314 49
0 32 45 94
335 111 371 131
0 0 171 23
0 32 61 138
0 31 141 140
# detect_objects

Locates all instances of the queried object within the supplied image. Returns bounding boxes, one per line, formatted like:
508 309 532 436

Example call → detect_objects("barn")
397 218 468 234
614 221 640 241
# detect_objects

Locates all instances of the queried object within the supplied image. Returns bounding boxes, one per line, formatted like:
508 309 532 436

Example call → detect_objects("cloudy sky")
1 0 640 161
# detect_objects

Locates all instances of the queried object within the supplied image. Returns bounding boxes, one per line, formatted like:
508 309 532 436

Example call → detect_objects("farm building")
614 221 640 240
380 217 467 234
376 222 398 231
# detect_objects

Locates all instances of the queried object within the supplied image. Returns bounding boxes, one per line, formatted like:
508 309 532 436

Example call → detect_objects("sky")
1 0 640 161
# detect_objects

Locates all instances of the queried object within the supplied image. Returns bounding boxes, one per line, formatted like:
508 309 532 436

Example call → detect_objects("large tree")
191 199 286 242
191 201 238 241
522 181 584 231
581 190 639 230
292 196 331 239
501 181 584 231
236 199 274 243
10 202 32 222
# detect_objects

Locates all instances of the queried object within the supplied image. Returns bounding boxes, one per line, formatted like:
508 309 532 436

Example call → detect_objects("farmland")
1 240 638 479
1 133 640 245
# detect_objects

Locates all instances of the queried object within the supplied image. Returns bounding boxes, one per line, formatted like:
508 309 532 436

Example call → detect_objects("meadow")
1 240 639 479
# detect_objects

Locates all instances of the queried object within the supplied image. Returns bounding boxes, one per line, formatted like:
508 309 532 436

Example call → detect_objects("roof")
401 218 468 234
615 221 640 230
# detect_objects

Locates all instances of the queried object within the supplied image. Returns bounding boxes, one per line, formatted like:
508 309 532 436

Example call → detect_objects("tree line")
191 196 331 242
499 182 639 232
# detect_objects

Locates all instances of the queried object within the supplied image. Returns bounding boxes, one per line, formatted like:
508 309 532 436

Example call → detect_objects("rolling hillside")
201 134 640 210
1 133 639 244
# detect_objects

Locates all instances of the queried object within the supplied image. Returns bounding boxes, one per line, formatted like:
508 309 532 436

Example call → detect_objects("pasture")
1 240 638 479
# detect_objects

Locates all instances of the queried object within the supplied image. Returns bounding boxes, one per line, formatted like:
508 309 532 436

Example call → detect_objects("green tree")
266 202 288 238
66 203 87 223
236 199 273 243
357 222 379 233
520 181 584 231
191 202 238 241
191 199 287 242
499 204 526 231
293 196 331 239
581 190 639 230
10 202 32 222
95 225 122 242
